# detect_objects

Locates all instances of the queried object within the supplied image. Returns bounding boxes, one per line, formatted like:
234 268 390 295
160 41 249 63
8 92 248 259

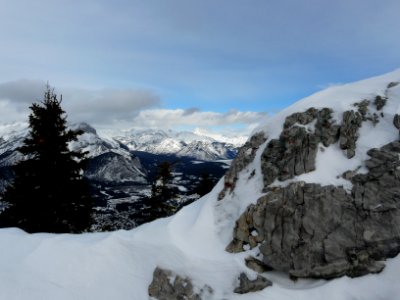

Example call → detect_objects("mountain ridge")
113 128 242 161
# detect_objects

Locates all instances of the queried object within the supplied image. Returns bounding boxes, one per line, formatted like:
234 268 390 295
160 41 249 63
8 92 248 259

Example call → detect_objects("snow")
113 128 240 161
252 69 400 139
253 68 400 189
271 144 361 191
1 70 400 299
1 188 400 299
193 127 248 147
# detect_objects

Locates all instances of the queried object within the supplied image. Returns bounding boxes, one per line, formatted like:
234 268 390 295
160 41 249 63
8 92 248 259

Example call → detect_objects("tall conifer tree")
0 86 93 233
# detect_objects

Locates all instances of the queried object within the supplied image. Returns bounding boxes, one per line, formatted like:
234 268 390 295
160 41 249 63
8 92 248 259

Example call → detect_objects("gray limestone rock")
354 100 370 120
387 82 400 89
218 132 266 200
261 107 339 187
245 257 273 273
148 267 212 300
339 110 363 158
227 141 400 279
374 95 387 111
233 273 272 294
283 107 318 128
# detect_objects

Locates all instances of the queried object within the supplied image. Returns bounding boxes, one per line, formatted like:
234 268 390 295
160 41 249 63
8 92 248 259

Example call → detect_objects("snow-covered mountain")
0 122 147 187
2 70 400 299
0 122 28 166
0 122 232 230
114 129 240 161
69 123 146 184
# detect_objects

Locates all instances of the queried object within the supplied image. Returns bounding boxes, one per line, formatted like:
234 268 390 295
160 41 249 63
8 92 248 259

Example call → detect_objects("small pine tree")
148 161 176 218
0 86 93 233
194 173 215 197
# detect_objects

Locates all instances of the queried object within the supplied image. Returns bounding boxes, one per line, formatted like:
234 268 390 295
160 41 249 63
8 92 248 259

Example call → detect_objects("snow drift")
1 70 400 299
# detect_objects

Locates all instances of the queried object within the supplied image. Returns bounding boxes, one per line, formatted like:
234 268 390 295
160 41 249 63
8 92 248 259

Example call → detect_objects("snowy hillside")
1 70 400 299
114 129 240 161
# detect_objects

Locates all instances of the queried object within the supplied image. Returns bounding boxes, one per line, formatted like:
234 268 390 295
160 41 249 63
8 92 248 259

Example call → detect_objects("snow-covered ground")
1 69 400 299
0 188 399 300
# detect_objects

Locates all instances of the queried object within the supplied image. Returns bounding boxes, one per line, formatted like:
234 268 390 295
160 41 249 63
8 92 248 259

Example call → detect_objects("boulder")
148 267 213 300
233 273 272 294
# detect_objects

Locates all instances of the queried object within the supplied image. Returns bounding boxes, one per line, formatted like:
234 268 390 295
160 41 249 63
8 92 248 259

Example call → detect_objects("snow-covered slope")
1 70 400 299
0 122 28 166
114 129 240 161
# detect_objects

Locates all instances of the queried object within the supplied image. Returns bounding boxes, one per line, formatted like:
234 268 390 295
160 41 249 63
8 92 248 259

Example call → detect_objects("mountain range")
113 128 241 161
0 122 242 229
1 70 400 299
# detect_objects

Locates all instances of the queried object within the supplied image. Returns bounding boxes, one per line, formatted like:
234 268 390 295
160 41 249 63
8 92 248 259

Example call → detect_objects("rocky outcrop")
233 273 272 294
218 132 266 200
261 108 340 186
227 140 400 279
260 98 388 188
339 110 363 158
148 267 213 300
374 95 387 111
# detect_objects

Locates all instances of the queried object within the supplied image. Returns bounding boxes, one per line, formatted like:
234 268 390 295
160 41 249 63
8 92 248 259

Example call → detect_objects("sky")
0 0 399 136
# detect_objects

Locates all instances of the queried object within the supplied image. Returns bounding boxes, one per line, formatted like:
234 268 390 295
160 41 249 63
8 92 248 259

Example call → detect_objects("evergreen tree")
0 86 93 233
148 161 176 218
194 173 215 197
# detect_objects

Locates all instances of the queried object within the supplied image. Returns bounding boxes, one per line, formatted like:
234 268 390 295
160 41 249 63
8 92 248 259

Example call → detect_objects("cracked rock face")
227 140 400 279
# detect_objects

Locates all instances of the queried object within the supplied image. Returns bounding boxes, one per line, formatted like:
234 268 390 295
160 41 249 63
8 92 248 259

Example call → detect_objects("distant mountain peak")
113 128 242 161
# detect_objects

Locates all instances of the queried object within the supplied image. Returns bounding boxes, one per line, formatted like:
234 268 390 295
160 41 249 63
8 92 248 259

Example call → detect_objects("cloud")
0 79 47 122
122 108 268 134
0 79 46 104
1 0 400 116
0 79 160 125
62 88 160 124
0 79 266 136
182 107 200 116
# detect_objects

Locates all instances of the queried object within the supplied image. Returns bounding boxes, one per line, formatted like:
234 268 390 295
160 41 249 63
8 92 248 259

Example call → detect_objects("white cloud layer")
125 108 266 131
0 79 159 123
0 80 267 136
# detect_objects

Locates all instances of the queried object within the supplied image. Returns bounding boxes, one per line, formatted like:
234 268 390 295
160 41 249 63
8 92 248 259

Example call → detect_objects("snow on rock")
2 70 400 299
223 69 400 282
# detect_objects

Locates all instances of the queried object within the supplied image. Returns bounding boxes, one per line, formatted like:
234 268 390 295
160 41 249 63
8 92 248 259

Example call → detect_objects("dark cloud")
182 107 200 116
0 80 160 126
0 79 46 104
63 88 161 124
